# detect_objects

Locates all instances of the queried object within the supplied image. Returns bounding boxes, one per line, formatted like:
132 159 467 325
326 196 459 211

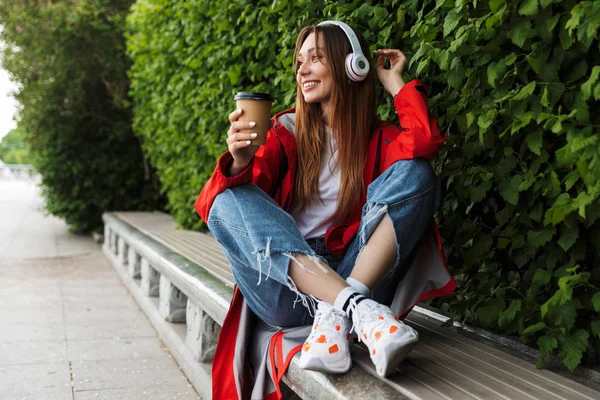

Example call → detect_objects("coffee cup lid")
234 92 274 101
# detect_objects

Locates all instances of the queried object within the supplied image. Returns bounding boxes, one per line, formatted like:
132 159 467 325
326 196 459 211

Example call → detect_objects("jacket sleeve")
384 79 446 167
194 128 282 223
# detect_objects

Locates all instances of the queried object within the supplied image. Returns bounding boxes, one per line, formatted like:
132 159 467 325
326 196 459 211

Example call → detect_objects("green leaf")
541 285 573 317
495 206 513 226
490 0 506 13
487 60 506 88
499 300 521 328
523 321 546 336
540 83 565 109
564 170 580 191
525 131 543 155
499 175 523 205
508 20 534 47
558 224 579 251
470 180 492 202
443 9 462 38
565 60 588 84
447 58 465 89
518 0 538 16
478 297 505 327
512 81 537 100
559 26 574 50
581 66 600 101
504 52 518 66
537 335 558 357
532 269 552 286
544 193 574 226
592 292 600 312
545 13 561 32
547 303 577 330
559 330 589 372
527 227 555 248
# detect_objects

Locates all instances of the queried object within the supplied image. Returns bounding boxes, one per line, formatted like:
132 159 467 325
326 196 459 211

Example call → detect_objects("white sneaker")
351 298 418 377
298 301 352 374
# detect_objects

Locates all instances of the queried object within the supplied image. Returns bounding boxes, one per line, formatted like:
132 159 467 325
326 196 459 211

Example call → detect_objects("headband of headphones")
317 20 370 82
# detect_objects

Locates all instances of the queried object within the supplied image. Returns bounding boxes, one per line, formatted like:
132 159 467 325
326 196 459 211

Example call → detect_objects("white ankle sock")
346 277 371 297
333 286 366 319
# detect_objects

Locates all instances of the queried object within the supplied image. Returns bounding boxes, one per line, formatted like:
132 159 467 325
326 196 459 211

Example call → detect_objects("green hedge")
0 0 164 232
0 126 31 165
126 0 600 371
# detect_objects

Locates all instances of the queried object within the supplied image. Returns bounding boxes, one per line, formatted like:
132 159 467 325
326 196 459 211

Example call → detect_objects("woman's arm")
375 48 445 162
194 125 282 223
390 80 446 160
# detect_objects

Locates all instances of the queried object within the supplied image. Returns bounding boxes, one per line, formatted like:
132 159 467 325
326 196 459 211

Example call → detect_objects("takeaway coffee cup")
234 92 274 145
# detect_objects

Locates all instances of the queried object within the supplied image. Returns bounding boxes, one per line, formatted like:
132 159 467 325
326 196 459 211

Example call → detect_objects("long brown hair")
293 24 377 223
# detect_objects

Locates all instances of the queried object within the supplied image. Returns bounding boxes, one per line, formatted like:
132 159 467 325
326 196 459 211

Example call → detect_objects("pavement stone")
0 362 72 397
67 337 172 362
0 340 69 366
70 358 190 391
73 385 201 400
0 180 201 399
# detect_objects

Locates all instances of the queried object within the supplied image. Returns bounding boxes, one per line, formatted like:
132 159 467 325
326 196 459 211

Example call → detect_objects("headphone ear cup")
345 53 369 82
345 54 361 82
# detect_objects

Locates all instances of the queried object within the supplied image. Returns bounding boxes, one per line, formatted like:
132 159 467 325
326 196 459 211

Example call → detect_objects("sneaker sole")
298 355 352 374
378 337 419 377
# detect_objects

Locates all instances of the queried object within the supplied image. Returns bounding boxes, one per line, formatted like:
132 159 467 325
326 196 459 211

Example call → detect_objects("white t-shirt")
290 127 341 239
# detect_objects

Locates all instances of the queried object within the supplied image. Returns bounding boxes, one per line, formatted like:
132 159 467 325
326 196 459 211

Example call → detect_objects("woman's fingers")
226 132 258 145
229 140 254 151
374 49 406 66
228 108 243 123
228 120 256 136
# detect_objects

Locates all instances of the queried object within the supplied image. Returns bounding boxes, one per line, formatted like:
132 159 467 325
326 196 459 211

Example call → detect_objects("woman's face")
296 32 334 112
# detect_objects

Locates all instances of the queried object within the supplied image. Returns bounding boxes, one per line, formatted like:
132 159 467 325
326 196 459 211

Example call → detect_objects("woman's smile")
302 80 321 91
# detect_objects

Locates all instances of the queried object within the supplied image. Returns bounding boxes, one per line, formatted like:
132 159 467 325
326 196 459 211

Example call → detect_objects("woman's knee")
368 159 439 206
389 159 437 190
208 184 257 222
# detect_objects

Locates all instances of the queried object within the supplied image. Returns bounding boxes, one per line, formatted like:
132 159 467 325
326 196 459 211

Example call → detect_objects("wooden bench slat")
414 341 538 400
352 345 452 400
409 317 597 400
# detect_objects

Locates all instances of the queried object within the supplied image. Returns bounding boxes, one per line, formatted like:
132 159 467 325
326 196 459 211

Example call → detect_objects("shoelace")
348 299 394 345
311 303 347 336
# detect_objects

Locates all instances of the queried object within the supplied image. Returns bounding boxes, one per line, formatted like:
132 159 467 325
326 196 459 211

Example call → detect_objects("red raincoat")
195 80 456 399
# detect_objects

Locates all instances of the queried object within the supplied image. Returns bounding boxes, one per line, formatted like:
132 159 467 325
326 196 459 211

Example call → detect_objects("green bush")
0 0 164 232
127 0 599 371
0 126 31 165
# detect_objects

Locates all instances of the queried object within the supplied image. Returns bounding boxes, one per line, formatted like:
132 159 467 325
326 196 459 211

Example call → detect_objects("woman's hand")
226 109 260 176
374 49 408 97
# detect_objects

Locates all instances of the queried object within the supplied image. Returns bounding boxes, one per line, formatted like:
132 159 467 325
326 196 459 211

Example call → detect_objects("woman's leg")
322 159 440 377
336 159 441 304
207 183 348 327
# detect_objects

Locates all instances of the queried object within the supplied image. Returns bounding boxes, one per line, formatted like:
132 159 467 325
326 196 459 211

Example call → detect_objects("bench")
102 211 600 400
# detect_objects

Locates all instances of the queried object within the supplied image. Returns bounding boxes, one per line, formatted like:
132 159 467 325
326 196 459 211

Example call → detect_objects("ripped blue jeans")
207 159 440 328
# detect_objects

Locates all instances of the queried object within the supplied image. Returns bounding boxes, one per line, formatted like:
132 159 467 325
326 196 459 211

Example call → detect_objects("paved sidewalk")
0 180 201 400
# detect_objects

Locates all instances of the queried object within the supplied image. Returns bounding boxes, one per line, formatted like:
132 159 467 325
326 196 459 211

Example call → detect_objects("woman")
196 21 455 399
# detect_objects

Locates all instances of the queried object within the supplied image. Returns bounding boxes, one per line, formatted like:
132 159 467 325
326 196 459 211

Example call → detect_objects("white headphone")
317 20 370 82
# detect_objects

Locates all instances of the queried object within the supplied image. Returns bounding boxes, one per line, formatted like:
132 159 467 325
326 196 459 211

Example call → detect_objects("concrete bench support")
141 259 160 297
159 275 187 323
127 247 141 279
186 300 220 362
118 236 128 267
